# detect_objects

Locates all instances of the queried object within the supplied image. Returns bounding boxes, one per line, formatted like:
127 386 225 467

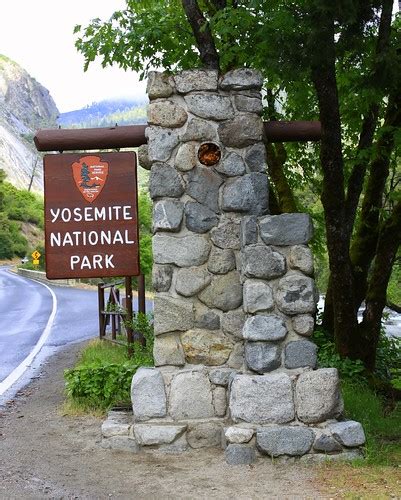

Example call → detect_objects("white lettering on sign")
70 254 115 270
50 229 135 247
49 205 134 223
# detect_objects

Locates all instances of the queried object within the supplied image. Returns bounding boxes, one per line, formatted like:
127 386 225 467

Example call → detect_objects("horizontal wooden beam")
34 121 321 152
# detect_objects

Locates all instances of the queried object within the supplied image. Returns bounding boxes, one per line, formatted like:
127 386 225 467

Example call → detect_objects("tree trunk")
323 0 393 331
310 5 358 357
350 94 401 311
181 0 220 70
344 0 392 234
357 202 401 371
321 275 334 335
265 143 297 213
268 184 282 215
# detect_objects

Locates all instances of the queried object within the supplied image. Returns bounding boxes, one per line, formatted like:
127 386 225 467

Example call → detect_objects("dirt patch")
0 342 321 499
20 221 44 249
316 463 401 498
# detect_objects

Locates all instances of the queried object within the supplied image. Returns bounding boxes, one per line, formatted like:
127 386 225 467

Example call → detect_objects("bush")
313 328 365 380
387 257 401 306
2 183 44 227
138 190 152 285
64 313 154 412
0 174 42 259
0 215 28 258
313 326 401 388
315 327 401 465
64 362 138 410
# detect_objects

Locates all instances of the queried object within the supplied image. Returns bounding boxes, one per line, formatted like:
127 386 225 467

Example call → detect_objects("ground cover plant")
0 169 43 259
315 325 401 495
64 313 154 413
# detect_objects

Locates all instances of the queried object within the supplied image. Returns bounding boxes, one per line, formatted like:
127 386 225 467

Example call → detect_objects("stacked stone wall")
146 68 268 370
100 68 365 464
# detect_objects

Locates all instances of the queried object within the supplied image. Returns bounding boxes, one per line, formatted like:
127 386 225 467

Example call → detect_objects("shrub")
0 215 28 258
313 326 401 388
64 362 138 410
313 328 365 380
64 313 154 412
2 183 44 227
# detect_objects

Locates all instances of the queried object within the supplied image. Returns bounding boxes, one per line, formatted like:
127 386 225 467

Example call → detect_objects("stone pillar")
101 68 365 463
148 68 268 369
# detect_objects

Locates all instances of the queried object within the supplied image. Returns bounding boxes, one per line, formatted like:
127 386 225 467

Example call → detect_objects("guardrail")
17 268 76 287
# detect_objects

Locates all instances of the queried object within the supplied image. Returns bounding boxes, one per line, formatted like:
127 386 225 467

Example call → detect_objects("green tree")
138 190 153 280
75 1 401 380
80 163 91 187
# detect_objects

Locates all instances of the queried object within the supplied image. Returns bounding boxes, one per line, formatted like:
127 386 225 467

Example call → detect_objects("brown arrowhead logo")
72 155 109 203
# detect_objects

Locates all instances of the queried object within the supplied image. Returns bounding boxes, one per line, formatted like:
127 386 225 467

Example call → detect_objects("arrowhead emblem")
72 155 109 203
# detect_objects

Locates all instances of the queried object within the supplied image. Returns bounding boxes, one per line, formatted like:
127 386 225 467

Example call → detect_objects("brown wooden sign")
43 152 140 279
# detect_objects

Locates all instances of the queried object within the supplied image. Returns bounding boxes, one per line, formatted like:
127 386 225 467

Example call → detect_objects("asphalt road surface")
0 266 152 397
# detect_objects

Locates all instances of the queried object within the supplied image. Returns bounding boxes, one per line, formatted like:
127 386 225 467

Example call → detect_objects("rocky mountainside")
0 55 58 192
58 98 147 128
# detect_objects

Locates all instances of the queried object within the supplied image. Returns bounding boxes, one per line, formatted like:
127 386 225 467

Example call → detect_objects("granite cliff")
0 55 58 192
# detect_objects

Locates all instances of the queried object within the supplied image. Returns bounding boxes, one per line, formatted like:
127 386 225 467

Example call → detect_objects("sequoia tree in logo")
72 155 109 202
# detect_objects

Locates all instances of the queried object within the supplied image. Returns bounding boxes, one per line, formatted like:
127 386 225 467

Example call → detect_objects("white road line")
0 277 58 397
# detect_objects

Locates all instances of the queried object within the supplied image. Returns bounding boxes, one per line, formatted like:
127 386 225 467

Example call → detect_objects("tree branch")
350 93 401 309
181 0 220 70
265 143 297 213
358 201 401 370
344 0 394 236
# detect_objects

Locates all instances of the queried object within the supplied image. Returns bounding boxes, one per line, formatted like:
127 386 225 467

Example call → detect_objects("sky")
0 1 147 112
1 2 399 113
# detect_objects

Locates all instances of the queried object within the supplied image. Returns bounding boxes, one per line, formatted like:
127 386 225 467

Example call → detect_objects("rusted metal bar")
138 274 146 315
125 277 134 357
34 121 321 152
34 125 147 152
264 121 322 142
98 283 105 339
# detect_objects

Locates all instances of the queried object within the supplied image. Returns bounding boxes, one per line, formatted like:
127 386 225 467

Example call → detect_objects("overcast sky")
0 1 147 112
1 2 399 113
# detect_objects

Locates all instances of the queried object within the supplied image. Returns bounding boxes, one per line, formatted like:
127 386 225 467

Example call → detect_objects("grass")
341 380 401 466
73 339 130 368
318 463 401 498
317 380 401 497
59 399 106 418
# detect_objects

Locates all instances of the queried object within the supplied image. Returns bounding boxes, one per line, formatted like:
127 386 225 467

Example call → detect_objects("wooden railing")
97 276 146 354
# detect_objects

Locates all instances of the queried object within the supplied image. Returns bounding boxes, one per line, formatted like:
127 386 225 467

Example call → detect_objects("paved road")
0 266 153 393
0 268 54 383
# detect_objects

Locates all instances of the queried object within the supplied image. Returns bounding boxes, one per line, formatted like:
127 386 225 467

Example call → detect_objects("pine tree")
80 163 91 187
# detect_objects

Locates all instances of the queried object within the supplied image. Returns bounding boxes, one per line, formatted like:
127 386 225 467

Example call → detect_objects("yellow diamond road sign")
32 250 41 260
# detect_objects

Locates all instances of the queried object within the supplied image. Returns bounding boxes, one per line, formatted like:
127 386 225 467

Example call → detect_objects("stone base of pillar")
100 365 365 463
